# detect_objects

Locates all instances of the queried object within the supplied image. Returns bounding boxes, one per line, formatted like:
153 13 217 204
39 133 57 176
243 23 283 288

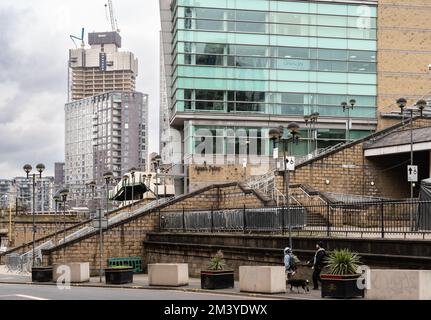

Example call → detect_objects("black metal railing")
159 199 431 239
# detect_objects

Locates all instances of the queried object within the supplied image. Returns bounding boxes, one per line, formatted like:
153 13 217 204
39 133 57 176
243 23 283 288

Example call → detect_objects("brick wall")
144 233 431 281
276 119 431 199
189 163 270 192
0 215 82 248
42 183 267 273
44 211 159 275
378 0 431 130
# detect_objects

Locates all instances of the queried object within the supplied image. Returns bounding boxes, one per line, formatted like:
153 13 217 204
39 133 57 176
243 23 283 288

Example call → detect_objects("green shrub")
208 250 227 271
325 249 361 275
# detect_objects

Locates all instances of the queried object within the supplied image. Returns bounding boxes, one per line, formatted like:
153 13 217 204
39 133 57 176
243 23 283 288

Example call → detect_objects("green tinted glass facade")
164 0 377 158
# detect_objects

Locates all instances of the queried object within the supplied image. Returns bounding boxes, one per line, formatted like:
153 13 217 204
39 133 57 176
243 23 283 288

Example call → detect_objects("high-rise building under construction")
68 31 138 101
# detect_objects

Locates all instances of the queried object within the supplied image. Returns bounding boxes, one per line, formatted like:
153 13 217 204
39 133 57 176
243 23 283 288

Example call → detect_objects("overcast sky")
0 0 161 179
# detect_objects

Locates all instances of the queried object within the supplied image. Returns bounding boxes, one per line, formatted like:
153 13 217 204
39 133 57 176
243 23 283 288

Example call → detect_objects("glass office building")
160 0 378 162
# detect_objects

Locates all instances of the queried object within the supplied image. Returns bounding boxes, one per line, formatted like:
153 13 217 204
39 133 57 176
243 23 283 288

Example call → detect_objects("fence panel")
160 200 431 239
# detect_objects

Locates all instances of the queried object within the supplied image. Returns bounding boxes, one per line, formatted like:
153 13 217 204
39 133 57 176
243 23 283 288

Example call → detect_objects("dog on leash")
287 279 310 293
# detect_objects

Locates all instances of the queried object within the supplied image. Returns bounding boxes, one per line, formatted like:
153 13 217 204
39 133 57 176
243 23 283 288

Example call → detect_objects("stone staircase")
1 197 173 261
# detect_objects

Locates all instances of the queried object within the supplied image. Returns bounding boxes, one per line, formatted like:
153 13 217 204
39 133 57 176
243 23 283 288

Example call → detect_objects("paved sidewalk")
0 266 322 300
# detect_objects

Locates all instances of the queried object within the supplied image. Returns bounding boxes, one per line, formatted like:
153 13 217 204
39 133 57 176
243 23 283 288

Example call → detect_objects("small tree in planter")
321 249 365 299
105 265 134 284
201 250 234 290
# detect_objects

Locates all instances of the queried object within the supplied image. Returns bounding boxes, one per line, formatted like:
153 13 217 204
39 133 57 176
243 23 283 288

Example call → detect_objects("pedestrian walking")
284 247 297 280
307 241 327 290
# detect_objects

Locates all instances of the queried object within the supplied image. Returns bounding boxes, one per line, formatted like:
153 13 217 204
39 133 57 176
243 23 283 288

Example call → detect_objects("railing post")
182 206 185 232
282 205 285 235
380 199 385 239
243 205 247 234
210 206 214 233
326 202 330 237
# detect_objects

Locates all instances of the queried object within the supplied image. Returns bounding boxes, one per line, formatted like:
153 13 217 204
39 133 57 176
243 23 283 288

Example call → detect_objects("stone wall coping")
144 240 431 264
146 232 431 245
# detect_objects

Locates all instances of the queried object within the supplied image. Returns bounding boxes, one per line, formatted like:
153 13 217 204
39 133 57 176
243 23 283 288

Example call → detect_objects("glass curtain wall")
170 0 377 157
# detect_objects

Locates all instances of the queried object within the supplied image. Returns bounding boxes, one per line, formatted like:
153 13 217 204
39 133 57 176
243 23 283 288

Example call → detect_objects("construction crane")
69 28 85 48
105 0 120 33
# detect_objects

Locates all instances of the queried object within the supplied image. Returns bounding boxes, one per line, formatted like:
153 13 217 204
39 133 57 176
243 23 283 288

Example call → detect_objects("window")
349 62 376 73
278 47 309 59
196 54 224 66
195 43 225 55
234 45 266 57
196 90 224 101
318 60 348 72
234 56 268 68
235 22 266 33
281 93 306 104
236 91 265 102
195 8 223 20
236 11 266 22
349 51 376 62
318 49 348 61
195 19 224 31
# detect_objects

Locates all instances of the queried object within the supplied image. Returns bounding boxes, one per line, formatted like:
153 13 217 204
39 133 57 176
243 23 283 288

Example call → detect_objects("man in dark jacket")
308 241 327 290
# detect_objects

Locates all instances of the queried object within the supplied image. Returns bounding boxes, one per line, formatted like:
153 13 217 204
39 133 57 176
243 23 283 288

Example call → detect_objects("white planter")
148 263 189 287
367 269 431 300
239 266 286 294
53 262 90 283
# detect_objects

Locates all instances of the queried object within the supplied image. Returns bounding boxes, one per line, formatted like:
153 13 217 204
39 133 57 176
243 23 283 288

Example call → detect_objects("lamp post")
122 175 129 207
341 99 356 142
161 168 167 197
152 156 161 201
58 188 69 261
102 172 113 282
397 98 427 199
23 163 45 268
269 123 300 250
53 193 60 245
129 168 137 205
304 112 319 155
86 181 96 218
147 174 153 199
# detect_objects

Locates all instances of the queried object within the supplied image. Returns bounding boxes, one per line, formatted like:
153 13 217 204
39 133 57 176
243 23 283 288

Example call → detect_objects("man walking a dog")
308 241 327 290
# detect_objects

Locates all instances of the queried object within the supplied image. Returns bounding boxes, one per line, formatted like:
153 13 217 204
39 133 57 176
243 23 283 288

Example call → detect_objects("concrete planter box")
239 266 286 294
148 263 189 287
53 262 90 283
367 270 431 300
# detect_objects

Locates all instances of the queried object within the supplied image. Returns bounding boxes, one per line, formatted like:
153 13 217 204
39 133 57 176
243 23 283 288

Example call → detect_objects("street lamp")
103 172 114 214
341 99 356 142
100 172 113 282
59 188 69 261
269 122 301 250
53 193 60 245
152 156 161 201
122 175 129 207
129 167 137 205
86 181 96 218
23 163 45 268
147 174 153 199
397 98 428 199
161 168 167 197
304 112 319 155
